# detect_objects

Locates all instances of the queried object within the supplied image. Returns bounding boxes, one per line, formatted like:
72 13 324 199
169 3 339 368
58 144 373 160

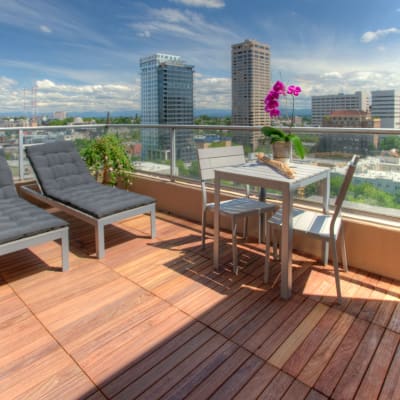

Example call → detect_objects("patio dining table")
213 161 331 299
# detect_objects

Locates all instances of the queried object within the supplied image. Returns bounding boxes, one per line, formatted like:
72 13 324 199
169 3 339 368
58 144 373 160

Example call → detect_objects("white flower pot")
272 141 291 164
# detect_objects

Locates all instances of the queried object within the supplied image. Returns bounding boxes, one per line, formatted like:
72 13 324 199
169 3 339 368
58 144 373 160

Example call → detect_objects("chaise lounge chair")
23 140 156 258
0 147 69 271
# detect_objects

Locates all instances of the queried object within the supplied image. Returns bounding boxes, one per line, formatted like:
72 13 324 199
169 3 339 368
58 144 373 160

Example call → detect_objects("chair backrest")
0 148 18 199
197 146 247 208
330 154 359 228
25 141 95 197
197 146 246 181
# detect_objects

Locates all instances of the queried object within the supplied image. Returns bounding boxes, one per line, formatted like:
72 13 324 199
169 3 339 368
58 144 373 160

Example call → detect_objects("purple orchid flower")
287 85 302 96
272 80 286 95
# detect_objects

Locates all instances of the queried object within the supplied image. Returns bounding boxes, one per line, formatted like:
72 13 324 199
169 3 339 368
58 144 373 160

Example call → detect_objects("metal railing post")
18 129 24 180
170 127 176 182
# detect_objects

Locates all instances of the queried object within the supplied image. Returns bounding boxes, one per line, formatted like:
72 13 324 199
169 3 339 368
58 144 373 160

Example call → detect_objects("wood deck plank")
379 340 400 400
161 340 239 400
136 332 227 400
208 355 264 399
102 321 206 396
243 295 306 354
282 306 341 377
296 312 356 387
233 362 279 399
184 347 252 400
268 303 329 369
281 379 311 400
110 327 218 399
258 370 294 400
355 329 399 400
0 211 399 400
329 323 384 399
256 298 318 360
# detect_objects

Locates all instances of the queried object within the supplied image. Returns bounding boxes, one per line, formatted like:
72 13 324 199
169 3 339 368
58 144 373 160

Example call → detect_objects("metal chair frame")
265 155 360 302
198 146 276 274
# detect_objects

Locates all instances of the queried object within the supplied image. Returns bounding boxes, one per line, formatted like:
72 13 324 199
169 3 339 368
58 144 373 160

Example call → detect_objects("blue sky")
1 0 400 114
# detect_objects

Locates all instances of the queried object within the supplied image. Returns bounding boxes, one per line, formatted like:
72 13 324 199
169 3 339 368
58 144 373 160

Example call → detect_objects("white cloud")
138 30 151 38
39 25 52 33
0 0 111 47
0 71 230 113
194 74 230 109
36 79 56 89
361 28 400 43
0 76 17 89
130 7 239 48
321 72 343 79
0 77 140 113
169 0 225 8
33 80 139 112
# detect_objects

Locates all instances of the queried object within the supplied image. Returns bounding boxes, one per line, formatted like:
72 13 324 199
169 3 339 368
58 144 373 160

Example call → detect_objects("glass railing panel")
21 125 106 179
0 129 20 178
1 123 399 224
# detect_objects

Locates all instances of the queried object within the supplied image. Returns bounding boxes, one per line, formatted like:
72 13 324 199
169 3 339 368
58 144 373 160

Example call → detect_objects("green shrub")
79 134 133 187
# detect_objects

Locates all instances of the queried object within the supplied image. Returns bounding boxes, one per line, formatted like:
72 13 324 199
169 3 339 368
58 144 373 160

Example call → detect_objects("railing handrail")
0 123 399 136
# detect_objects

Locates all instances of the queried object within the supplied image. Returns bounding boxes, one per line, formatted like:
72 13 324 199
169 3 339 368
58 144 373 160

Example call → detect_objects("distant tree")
47 117 74 126
188 160 200 178
379 136 400 150
208 141 226 148
195 114 231 125
176 160 189 177
133 114 141 124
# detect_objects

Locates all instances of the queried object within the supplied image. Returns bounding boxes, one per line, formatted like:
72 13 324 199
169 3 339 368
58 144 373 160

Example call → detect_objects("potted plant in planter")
79 133 133 187
262 81 305 162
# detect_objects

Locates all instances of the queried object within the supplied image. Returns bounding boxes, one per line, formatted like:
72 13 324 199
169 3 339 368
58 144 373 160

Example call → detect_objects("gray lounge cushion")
0 147 67 245
26 141 156 218
0 197 67 245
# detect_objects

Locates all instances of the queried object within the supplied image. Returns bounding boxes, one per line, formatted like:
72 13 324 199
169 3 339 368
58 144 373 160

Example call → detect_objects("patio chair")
198 146 276 274
0 147 69 271
265 155 360 302
24 140 156 259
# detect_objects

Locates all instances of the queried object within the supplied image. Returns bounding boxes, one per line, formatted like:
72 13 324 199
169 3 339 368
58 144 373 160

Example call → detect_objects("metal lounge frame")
0 225 69 271
21 184 156 259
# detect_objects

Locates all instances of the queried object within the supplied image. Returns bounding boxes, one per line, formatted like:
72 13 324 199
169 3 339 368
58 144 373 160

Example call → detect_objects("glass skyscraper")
140 54 194 162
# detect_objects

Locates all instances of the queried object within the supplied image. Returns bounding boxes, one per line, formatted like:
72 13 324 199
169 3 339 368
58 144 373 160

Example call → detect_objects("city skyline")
1 0 400 114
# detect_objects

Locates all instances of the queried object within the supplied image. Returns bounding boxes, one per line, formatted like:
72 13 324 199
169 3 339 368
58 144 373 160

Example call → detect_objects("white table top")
214 161 330 191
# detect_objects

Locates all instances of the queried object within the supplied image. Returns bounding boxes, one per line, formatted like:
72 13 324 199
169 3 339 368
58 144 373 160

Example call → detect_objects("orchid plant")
261 80 305 159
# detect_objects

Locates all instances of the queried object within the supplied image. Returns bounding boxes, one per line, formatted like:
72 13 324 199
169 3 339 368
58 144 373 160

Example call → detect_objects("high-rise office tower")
371 90 400 129
311 91 368 126
231 39 271 149
140 53 194 162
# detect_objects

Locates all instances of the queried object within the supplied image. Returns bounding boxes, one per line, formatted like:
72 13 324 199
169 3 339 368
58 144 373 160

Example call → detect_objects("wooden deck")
1 210 400 400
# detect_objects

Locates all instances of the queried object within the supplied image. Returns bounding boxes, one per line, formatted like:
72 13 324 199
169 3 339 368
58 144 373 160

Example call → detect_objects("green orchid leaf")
290 135 305 159
261 126 286 139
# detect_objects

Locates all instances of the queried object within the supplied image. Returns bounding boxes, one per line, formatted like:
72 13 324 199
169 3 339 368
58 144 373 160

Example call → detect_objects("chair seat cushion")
0 198 68 245
46 182 155 218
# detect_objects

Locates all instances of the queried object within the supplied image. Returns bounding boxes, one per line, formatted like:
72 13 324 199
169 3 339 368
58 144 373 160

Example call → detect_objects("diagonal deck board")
0 211 400 399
